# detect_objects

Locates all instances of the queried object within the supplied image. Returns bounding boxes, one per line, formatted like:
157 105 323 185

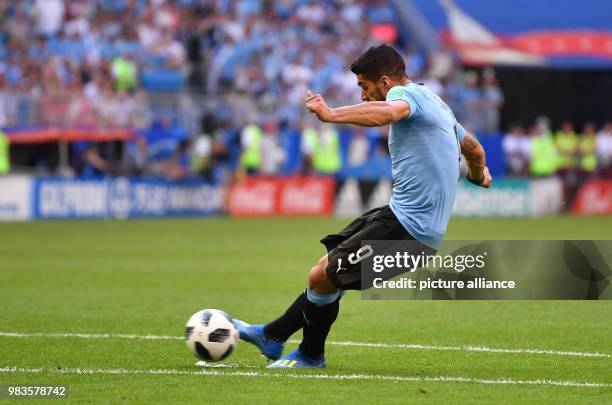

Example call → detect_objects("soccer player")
234 45 492 368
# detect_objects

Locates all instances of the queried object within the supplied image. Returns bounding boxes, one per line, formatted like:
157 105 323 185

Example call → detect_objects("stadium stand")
0 0 610 186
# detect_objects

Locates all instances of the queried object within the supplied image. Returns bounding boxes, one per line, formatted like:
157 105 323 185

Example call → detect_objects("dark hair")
350 44 406 82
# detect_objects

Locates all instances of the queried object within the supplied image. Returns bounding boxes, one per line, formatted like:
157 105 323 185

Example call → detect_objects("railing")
1 91 199 135
1 90 356 136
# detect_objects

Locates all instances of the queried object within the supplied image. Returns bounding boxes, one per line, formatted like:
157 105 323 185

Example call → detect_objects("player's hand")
478 167 492 188
305 90 334 123
467 166 492 188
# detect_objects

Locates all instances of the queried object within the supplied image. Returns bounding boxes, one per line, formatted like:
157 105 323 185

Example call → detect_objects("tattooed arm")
460 134 492 188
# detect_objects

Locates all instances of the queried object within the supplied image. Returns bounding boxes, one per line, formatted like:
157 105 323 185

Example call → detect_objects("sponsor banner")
33 177 221 219
228 177 278 216
334 179 392 217
335 177 562 218
571 180 612 215
453 178 531 217
279 177 336 215
530 177 564 216
228 176 335 217
0 175 32 221
360 240 612 300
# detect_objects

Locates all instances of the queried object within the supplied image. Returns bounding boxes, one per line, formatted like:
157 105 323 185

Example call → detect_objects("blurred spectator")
112 89 139 128
111 55 137 91
596 122 612 169
34 0 65 36
457 71 483 133
555 121 578 172
191 111 230 181
0 129 9 175
127 135 149 176
66 79 97 127
6 5 29 45
302 125 341 175
0 74 17 127
427 48 454 81
72 141 110 177
163 139 191 180
347 127 370 167
130 89 152 130
529 117 557 177
84 70 106 105
151 28 186 69
260 120 286 175
137 8 160 51
192 133 213 179
481 68 503 133
239 122 263 175
93 79 118 127
502 124 530 176
578 123 597 174
143 117 188 179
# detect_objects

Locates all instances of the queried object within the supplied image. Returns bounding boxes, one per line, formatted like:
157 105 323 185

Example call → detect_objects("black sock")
264 290 307 342
299 297 340 359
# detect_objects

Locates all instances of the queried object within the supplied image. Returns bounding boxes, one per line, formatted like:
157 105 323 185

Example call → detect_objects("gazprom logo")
108 178 131 219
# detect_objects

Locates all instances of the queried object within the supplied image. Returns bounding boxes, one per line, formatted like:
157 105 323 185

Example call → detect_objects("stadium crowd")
0 0 610 182
0 0 502 125
502 118 612 179
209 115 612 181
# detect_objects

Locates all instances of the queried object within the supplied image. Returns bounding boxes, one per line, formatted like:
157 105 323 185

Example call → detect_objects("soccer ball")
184 309 239 362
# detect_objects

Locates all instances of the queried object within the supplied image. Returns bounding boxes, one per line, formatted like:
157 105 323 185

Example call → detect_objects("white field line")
1 331 610 359
0 331 182 340
0 366 610 388
307 340 612 359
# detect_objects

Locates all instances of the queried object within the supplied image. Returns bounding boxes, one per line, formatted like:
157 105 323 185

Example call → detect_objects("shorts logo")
336 258 347 274
348 245 373 265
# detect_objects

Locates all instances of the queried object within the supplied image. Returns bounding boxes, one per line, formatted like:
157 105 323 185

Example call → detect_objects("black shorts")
321 205 436 290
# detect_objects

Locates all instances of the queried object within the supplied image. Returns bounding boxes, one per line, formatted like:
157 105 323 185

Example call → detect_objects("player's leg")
233 256 339 363
263 255 337 342
235 207 385 363
259 291 307 341
299 255 341 359
267 255 340 368
268 206 423 368
232 320 285 360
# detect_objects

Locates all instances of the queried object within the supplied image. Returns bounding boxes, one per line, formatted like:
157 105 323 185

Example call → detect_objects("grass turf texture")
0 216 611 404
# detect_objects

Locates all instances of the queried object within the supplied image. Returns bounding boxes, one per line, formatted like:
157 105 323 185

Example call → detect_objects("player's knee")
308 260 326 289
307 266 320 290
308 267 331 292
307 256 336 293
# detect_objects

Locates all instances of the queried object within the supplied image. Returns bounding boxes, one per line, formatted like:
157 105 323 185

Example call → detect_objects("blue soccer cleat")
266 348 326 369
233 319 284 361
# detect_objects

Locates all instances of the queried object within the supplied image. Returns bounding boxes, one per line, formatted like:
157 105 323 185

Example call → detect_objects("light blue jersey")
386 83 466 249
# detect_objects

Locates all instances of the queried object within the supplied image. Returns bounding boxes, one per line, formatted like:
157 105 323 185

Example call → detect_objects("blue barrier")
32 177 222 219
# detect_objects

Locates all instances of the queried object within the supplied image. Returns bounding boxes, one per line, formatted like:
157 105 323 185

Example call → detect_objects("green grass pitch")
1 216 611 403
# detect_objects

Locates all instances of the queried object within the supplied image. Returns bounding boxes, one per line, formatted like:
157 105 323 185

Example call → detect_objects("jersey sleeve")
386 86 419 118
454 121 467 142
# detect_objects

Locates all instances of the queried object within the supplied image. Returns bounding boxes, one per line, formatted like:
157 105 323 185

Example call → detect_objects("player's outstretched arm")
461 134 492 188
304 91 409 127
